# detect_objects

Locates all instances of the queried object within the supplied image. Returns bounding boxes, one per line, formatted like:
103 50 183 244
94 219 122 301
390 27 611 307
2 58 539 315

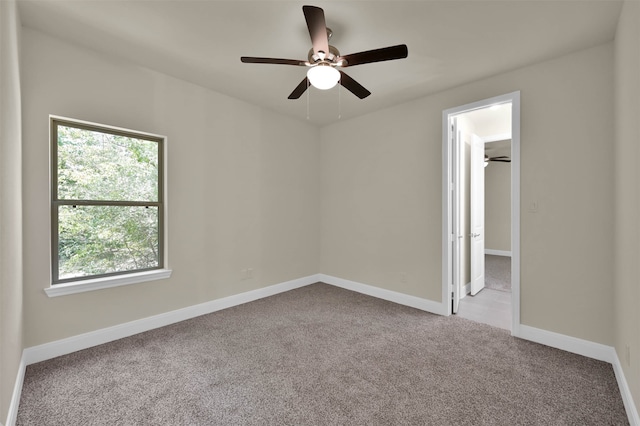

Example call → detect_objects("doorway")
442 92 520 335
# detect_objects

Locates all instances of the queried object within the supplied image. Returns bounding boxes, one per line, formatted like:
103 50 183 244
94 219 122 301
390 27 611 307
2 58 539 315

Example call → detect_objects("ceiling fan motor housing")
240 5 408 99
308 45 341 64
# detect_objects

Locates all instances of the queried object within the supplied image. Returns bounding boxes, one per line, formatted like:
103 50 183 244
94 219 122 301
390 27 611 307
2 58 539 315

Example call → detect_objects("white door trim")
451 118 461 314
441 91 521 336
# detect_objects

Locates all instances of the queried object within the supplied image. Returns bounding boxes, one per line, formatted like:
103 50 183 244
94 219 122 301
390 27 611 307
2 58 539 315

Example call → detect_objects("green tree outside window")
52 119 164 283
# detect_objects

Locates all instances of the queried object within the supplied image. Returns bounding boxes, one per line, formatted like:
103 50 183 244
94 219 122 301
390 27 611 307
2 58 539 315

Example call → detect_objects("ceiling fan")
485 155 511 166
240 5 408 100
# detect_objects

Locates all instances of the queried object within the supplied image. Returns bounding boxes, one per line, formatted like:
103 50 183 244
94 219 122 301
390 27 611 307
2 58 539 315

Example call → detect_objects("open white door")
451 118 461 313
443 91 519 327
470 134 485 295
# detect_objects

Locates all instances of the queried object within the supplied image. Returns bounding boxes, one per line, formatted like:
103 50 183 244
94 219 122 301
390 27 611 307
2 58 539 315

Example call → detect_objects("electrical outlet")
400 272 407 283
241 268 254 280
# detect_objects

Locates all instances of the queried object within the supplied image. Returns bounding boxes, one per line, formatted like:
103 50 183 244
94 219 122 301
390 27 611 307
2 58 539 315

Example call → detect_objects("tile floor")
456 288 511 330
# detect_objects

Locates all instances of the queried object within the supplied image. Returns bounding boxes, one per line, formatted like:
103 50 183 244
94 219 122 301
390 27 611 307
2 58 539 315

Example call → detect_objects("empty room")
1 0 639 424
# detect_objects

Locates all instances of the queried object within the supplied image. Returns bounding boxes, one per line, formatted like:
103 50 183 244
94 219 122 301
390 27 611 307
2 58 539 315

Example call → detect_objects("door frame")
451 118 461 314
441 91 521 335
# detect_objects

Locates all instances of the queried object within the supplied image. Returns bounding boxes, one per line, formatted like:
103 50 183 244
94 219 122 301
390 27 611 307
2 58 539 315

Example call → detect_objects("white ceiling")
462 104 512 140
459 104 512 158
17 0 623 126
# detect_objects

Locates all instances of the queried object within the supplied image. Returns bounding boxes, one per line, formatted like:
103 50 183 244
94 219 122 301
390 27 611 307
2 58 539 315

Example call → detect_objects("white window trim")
46 115 171 297
44 269 173 297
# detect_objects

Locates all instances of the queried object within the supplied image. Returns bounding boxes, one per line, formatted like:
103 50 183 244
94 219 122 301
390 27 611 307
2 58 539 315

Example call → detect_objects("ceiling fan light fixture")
307 64 340 90
240 6 406 99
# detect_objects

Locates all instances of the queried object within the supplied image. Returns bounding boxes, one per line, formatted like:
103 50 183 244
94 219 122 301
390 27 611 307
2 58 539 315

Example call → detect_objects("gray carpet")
485 254 511 292
17 283 628 425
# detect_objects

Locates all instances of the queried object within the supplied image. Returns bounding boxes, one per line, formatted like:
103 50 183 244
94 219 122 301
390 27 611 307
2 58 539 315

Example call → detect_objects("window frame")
48 116 170 296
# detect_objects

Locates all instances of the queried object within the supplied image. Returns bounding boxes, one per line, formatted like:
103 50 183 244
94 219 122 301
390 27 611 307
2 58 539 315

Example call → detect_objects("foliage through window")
51 117 164 284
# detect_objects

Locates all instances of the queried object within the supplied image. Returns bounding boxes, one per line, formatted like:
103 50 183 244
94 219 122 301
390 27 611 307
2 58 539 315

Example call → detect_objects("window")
50 116 169 293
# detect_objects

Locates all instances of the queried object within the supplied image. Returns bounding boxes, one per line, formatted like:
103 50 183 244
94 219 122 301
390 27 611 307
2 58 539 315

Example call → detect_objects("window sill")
44 269 172 298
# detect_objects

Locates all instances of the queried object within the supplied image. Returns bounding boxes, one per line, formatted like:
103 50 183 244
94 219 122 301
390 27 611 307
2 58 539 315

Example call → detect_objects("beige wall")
321 43 614 345
614 0 640 409
485 160 511 252
13 6 636 416
21 28 321 347
0 0 23 422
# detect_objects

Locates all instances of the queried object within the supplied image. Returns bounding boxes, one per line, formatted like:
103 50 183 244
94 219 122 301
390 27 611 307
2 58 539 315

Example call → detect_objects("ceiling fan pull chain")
338 75 342 120
240 6 407 102
306 79 310 120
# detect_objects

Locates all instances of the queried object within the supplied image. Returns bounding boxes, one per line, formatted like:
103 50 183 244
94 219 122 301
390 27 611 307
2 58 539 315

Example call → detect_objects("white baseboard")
515 325 638 425
461 282 471 299
11 275 638 426
485 249 511 257
318 274 446 316
612 351 640 426
516 324 614 363
4 355 26 426
23 274 320 366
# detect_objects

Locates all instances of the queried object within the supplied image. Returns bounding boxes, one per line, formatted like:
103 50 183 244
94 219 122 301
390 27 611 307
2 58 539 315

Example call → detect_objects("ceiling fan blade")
491 159 511 162
303 5 329 57
339 44 408 67
339 71 371 99
288 77 309 99
241 57 306 66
